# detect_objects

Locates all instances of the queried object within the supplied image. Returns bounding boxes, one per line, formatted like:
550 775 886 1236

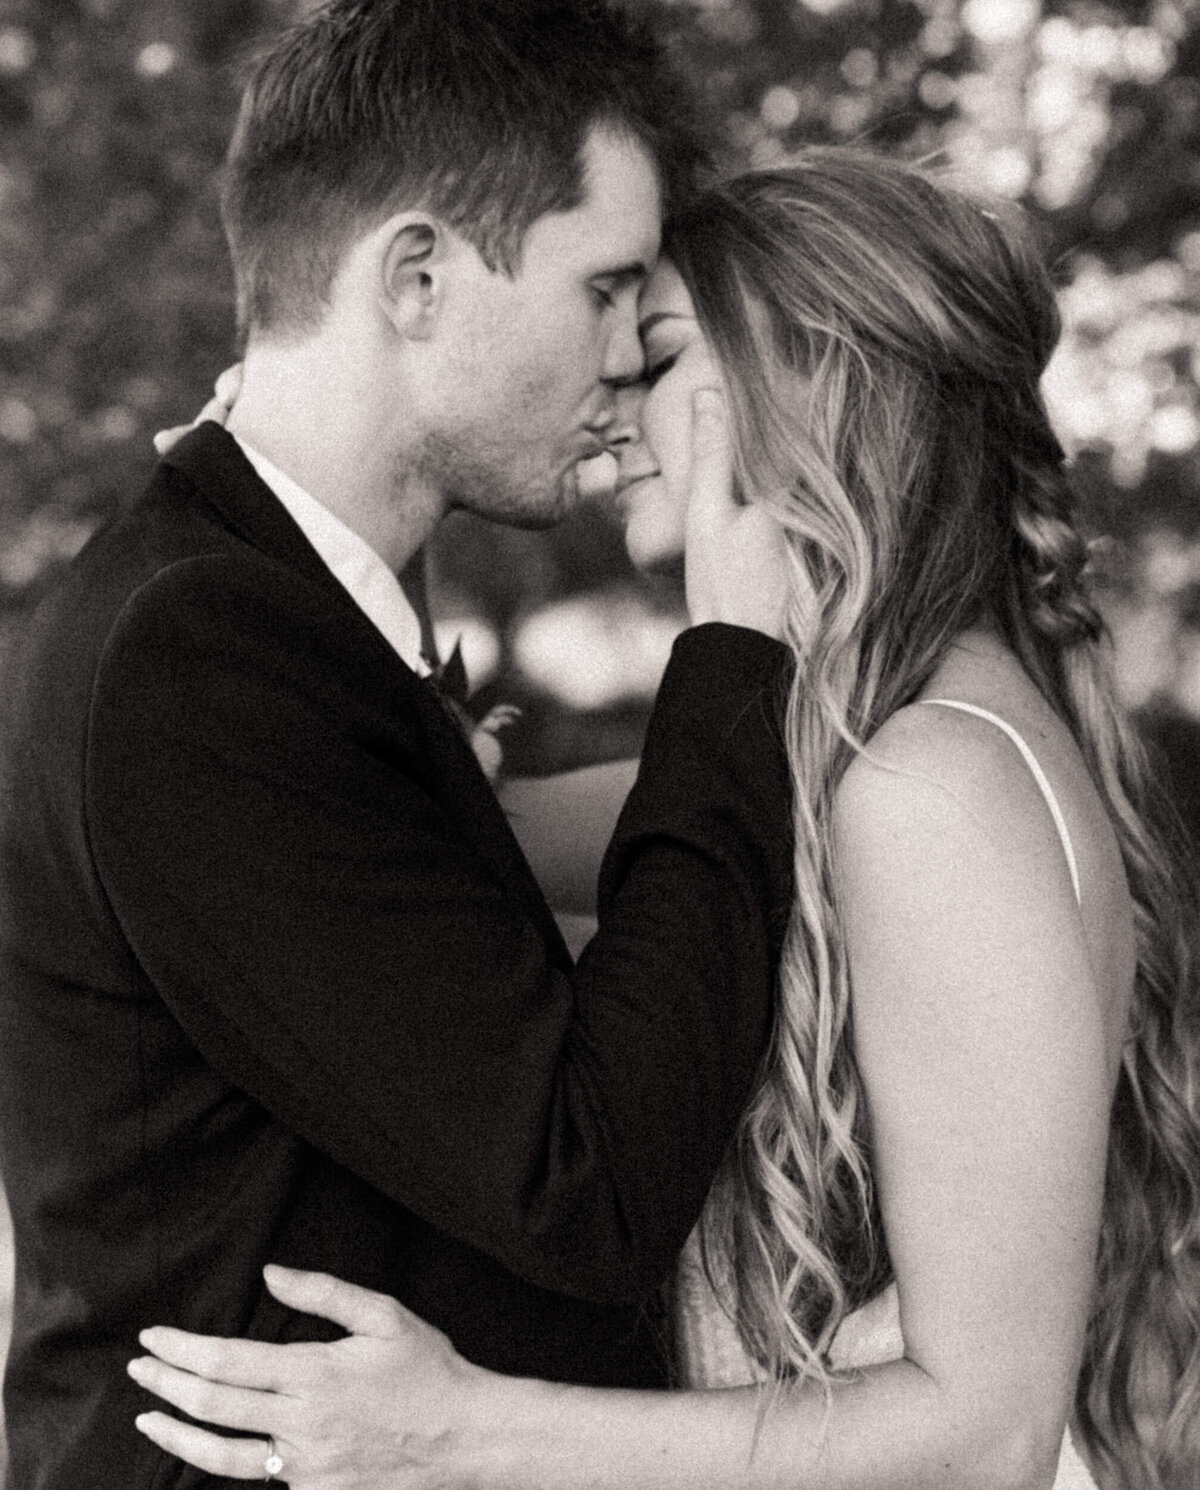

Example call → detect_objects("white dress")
674 701 1099 1490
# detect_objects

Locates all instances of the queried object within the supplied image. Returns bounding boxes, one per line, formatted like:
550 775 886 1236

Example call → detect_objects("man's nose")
603 381 645 451
589 379 644 449
601 303 645 388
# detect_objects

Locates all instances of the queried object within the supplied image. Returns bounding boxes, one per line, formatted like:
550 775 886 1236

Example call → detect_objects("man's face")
414 123 662 527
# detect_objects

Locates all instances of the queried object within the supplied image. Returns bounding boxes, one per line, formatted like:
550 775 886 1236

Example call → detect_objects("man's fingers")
264 1263 417 1339
136 1327 303 1392
134 1413 281 1481
128 1356 289 1435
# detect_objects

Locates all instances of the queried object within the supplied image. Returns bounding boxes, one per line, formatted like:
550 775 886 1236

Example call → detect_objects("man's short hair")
221 0 707 336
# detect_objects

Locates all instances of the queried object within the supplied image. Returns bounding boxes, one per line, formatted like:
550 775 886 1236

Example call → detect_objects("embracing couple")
2 2 1198 1488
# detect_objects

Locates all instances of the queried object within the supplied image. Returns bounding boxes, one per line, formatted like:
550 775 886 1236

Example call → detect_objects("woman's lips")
614 469 661 499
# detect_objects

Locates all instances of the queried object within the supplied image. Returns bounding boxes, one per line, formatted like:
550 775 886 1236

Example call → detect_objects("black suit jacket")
0 424 792 1489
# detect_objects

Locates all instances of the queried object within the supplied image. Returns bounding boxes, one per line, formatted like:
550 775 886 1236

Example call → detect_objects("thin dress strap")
921 699 1082 906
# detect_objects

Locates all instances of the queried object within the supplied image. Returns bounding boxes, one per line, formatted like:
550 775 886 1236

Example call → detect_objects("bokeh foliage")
1 0 1199 749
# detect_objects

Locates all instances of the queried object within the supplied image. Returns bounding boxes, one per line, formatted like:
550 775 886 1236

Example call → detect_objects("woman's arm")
130 716 1112 1490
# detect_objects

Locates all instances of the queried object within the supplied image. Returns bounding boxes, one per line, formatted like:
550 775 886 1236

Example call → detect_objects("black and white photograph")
1 1 1199 1486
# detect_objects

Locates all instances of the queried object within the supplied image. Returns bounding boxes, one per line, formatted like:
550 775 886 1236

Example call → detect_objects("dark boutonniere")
427 637 521 783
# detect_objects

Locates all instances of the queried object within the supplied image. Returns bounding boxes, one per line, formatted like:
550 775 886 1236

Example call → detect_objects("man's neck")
226 338 442 575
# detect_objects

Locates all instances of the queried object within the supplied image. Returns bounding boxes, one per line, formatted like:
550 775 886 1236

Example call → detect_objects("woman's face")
611 259 718 573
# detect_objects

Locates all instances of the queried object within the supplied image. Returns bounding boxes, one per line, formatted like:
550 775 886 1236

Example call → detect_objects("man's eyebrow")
593 262 649 288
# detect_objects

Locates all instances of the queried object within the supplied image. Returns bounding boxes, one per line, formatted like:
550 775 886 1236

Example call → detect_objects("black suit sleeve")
86 551 792 1304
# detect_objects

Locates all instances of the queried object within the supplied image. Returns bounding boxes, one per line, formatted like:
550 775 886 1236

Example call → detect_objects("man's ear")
376 215 447 341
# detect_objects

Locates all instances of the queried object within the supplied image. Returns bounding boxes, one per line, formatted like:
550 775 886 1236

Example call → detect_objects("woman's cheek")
623 485 687 573
631 379 694 569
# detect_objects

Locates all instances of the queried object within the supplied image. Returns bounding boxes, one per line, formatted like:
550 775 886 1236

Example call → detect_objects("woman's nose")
605 381 645 453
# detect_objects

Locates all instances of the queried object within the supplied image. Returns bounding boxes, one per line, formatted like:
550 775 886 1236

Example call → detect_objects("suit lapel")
162 421 341 592
159 422 572 971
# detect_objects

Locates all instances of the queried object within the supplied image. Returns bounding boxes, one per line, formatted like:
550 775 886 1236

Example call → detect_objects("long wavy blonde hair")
667 151 1200 1488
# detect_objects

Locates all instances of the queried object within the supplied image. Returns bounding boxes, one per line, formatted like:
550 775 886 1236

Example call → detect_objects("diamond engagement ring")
264 1436 284 1481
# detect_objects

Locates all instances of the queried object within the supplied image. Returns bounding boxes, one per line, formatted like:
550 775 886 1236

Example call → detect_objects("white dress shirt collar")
233 436 429 677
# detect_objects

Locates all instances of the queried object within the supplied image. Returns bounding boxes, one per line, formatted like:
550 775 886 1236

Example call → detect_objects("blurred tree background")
0 0 1199 1472
2 0 1200 773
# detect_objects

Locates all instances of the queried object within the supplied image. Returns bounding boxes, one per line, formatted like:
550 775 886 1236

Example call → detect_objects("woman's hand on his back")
128 1264 488 1488
152 364 243 455
684 388 788 640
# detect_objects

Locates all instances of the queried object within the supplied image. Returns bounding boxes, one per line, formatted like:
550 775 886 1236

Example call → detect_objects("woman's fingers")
213 363 244 406
127 1355 289 1435
685 386 735 535
134 1412 282 1481
151 397 227 455
263 1264 427 1340
151 422 198 456
136 1325 306 1391
684 389 788 638
151 363 242 454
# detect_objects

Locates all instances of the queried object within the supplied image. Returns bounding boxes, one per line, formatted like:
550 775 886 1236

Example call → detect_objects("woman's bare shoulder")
835 698 1053 828
832 698 1086 917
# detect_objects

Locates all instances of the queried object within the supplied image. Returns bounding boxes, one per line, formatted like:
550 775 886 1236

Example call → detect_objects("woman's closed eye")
643 351 679 387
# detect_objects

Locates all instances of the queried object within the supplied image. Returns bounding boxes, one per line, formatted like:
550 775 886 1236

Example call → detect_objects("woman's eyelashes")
642 350 679 387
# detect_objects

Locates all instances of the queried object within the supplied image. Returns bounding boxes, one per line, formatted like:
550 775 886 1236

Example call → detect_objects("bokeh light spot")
0 516 94 589
760 85 801 132
983 145 1032 198
921 18 960 60
840 49 877 90
917 71 957 111
1123 28 1173 85
0 399 37 445
136 42 178 79
514 594 684 711
962 0 1039 48
829 93 873 136
97 407 138 443
0 26 35 74
1150 403 1200 456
